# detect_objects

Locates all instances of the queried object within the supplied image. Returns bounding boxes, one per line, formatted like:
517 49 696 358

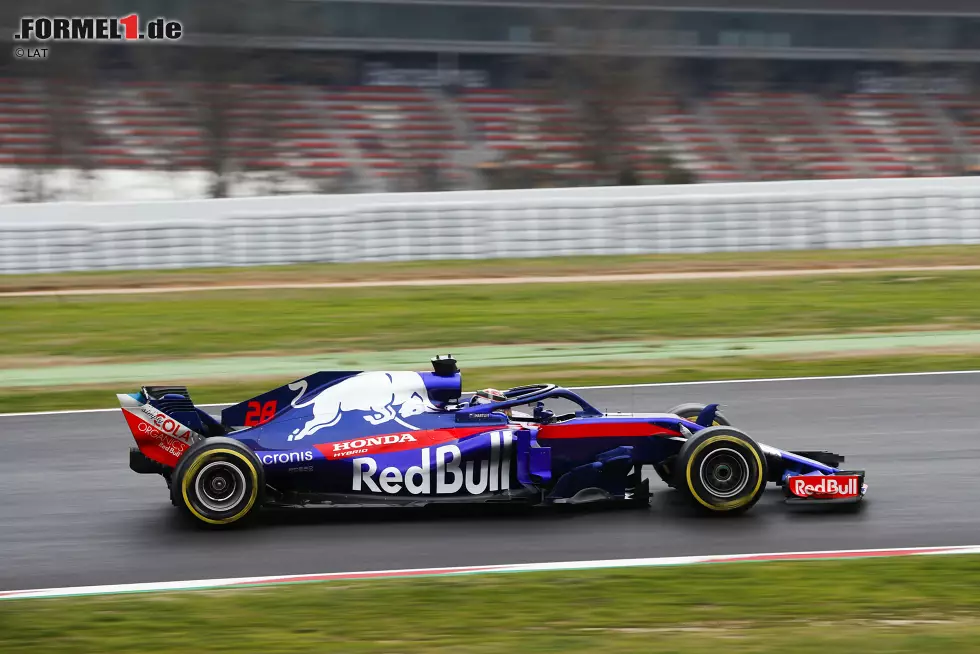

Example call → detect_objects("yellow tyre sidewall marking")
681 412 722 427
684 435 764 511
181 448 259 525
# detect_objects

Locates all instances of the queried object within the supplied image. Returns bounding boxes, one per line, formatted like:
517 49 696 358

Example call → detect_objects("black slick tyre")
673 426 767 515
171 437 263 527
668 403 731 426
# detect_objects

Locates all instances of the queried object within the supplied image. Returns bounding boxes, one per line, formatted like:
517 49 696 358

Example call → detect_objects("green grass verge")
3 555 980 653
4 352 979 413
4 271 980 361
4 244 980 292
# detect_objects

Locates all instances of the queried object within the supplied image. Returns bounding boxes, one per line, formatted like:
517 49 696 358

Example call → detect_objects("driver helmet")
474 388 511 417
475 388 507 403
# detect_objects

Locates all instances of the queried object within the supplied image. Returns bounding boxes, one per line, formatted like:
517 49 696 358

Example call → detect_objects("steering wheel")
466 384 557 407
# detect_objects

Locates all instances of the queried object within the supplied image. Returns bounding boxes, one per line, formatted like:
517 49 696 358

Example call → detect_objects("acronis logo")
261 451 314 466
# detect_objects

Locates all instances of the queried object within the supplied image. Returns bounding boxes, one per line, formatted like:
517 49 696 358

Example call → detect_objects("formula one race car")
119 356 867 526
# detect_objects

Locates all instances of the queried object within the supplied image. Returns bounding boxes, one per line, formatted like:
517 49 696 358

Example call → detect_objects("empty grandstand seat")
707 91 853 180
822 94 953 178
1 73 973 189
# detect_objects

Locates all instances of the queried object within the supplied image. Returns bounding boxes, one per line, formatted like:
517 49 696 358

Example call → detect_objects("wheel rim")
195 461 247 513
698 448 750 499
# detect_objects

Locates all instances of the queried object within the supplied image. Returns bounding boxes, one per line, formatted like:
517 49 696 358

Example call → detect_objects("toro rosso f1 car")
119 356 867 526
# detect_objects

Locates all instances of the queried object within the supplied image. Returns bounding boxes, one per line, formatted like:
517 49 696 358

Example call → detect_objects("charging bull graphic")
287 371 437 441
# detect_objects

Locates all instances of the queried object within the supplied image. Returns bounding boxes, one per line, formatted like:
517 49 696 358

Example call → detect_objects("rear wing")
118 390 204 467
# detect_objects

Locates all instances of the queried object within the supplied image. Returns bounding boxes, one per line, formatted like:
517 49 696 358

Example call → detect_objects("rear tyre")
171 437 263 527
668 403 731 426
673 426 767 515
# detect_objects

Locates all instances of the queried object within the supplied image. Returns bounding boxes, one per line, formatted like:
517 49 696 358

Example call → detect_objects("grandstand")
1 0 979 199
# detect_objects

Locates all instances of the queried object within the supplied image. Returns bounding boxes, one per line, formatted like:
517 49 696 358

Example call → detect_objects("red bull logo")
287 372 436 441
788 475 860 499
352 431 512 496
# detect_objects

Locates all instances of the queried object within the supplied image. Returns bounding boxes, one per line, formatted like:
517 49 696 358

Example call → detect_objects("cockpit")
428 355 602 425
459 384 602 425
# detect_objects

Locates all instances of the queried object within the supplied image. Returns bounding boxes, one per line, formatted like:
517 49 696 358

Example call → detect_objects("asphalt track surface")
2 373 979 591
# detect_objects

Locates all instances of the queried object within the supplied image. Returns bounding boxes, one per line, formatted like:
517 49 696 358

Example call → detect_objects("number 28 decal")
244 400 278 427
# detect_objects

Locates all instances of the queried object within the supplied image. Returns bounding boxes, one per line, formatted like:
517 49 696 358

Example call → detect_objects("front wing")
763 445 867 504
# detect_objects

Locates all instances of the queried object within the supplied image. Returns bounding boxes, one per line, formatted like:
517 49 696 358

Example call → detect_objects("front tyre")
653 405 731 488
171 437 263 526
673 426 767 515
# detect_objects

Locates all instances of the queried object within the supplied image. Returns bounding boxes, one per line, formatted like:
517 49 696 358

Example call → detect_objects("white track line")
4 265 980 298
2 369 979 418
0 407 132 418
3 545 980 600
574 368 980 390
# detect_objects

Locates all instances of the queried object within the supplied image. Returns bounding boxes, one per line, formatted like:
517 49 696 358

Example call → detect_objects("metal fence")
2 176 979 274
